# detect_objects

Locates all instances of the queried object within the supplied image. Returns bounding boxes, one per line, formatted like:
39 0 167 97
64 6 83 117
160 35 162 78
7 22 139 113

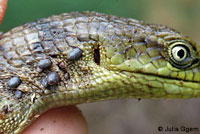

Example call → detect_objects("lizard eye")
168 40 197 69
171 45 188 62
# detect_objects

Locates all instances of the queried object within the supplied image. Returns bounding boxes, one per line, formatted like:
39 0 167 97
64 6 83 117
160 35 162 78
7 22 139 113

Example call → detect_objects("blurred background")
1 0 200 133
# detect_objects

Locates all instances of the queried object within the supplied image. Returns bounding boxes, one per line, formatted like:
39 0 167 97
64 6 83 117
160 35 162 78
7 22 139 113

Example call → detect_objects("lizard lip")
122 71 200 84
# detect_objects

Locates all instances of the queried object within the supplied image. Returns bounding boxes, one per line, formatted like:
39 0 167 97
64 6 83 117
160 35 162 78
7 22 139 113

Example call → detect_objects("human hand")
0 0 7 23
22 106 88 134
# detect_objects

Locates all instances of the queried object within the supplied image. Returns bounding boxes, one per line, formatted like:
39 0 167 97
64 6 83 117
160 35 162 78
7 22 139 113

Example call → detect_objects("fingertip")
22 106 88 134
0 0 7 24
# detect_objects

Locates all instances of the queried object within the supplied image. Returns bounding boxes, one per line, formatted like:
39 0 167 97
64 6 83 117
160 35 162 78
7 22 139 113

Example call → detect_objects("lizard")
0 11 200 134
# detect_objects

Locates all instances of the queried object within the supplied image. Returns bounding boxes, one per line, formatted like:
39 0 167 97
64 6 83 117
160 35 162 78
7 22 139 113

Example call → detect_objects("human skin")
0 1 88 133
0 0 7 24
22 106 88 134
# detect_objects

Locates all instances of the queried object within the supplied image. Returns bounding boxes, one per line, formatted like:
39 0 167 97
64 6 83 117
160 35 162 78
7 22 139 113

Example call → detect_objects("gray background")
1 0 200 134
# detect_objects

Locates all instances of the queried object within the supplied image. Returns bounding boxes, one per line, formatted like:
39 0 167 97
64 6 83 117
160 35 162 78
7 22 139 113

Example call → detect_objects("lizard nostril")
94 48 100 65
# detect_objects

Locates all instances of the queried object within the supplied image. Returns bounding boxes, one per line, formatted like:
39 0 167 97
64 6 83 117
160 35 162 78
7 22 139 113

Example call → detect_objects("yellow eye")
171 46 187 62
168 40 197 69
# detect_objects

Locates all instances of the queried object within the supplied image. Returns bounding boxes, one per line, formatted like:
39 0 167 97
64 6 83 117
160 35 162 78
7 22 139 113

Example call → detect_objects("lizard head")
94 23 200 98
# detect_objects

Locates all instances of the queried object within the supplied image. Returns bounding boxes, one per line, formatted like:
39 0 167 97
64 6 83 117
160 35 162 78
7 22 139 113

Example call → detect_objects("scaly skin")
0 11 200 133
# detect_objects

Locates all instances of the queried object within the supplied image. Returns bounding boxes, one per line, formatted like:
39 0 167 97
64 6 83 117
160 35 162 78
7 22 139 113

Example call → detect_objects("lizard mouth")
133 71 199 83
120 70 200 90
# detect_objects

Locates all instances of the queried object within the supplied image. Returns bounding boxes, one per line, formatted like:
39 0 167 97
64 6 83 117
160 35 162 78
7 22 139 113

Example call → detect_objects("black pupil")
177 49 185 59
